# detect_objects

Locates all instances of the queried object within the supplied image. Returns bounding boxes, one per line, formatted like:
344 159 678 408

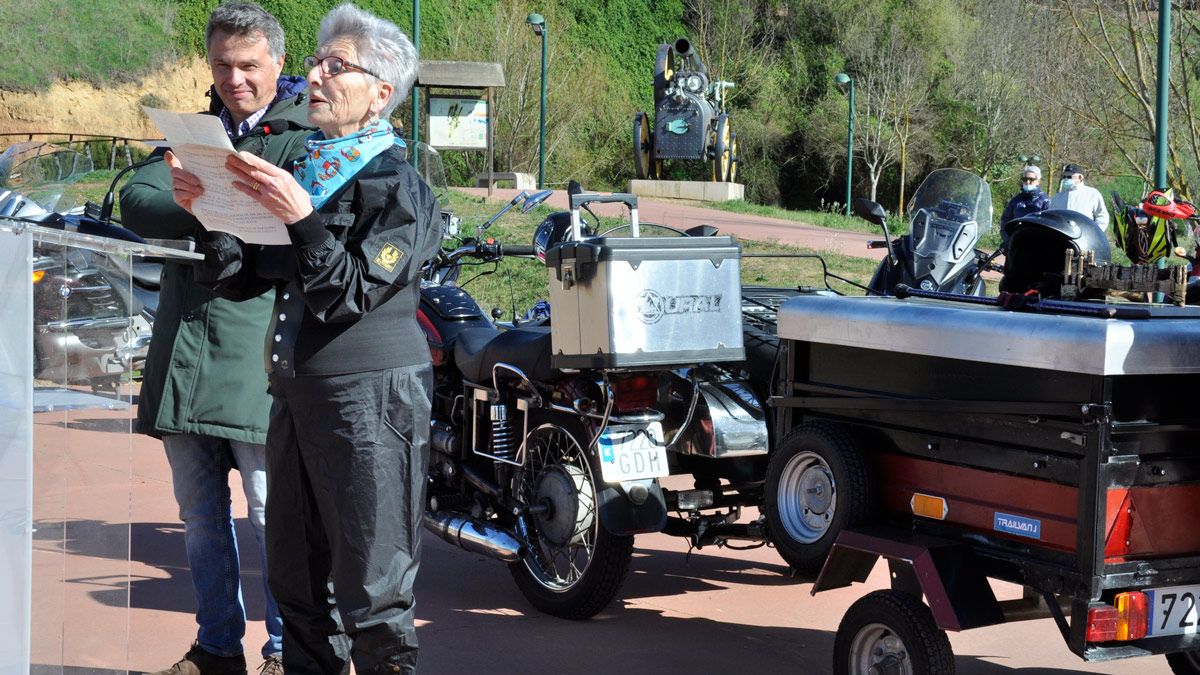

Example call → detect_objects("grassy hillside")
1 0 177 90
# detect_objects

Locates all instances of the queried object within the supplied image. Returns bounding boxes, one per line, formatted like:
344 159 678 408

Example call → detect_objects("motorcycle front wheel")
508 415 634 620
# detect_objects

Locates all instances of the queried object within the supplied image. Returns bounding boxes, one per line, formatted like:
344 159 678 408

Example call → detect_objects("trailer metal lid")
776 294 1200 375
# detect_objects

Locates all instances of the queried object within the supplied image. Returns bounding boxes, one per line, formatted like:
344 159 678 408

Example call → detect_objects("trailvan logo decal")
993 512 1042 540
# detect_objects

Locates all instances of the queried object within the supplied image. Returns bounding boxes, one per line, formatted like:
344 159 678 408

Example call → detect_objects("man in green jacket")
119 4 312 674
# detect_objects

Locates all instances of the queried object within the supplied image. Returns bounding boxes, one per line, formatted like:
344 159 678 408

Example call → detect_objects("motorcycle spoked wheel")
508 415 634 620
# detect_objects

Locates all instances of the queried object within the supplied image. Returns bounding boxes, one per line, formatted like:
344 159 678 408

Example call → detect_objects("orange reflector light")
910 493 948 520
1114 592 1149 640
1086 604 1118 642
32 270 45 284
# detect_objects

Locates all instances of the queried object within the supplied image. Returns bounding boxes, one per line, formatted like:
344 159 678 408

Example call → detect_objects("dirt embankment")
0 57 214 145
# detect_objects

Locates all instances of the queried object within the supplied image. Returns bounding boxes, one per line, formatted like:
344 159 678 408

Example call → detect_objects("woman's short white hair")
318 3 417 119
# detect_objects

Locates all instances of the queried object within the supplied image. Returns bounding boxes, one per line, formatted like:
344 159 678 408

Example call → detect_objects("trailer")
770 291 1200 673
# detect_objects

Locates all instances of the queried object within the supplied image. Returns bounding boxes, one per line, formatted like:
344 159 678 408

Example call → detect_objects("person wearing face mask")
1048 162 1110 231
169 3 441 672
1001 164 1051 228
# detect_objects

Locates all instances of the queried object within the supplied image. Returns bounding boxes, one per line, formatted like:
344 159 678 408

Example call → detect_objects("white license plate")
597 422 668 483
1148 585 1200 637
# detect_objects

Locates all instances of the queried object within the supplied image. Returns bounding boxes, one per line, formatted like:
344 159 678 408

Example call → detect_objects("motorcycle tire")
508 413 634 619
763 421 872 577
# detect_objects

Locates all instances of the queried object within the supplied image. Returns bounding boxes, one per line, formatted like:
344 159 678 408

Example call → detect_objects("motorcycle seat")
454 326 555 384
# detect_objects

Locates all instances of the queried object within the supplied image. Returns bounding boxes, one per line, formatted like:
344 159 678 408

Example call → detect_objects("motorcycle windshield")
906 168 993 262
398 139 447 200
0 141 94 215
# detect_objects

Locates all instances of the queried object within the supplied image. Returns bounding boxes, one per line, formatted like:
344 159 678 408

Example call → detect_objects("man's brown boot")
151 642 247 675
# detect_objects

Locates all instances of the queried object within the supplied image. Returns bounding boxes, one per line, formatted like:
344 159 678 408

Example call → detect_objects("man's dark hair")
206 2 286 59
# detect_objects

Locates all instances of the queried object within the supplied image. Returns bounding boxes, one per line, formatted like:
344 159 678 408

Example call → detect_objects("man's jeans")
164 434 283 659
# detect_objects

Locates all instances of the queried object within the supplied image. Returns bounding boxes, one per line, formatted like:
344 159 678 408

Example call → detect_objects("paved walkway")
455 187 887 261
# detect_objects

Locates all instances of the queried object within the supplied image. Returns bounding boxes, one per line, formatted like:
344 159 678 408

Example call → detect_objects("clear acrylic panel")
0 216 198 673
30 232 137 673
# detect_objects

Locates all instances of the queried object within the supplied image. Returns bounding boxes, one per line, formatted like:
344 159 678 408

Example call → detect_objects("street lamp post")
1153 0 1171 190
526 13 548 189
411 0 420 145
834 72 854 216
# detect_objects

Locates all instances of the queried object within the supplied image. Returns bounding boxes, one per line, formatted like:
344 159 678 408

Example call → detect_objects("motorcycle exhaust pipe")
423 510 523 563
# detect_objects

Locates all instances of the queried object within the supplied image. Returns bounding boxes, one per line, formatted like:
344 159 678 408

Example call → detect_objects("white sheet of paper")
143 107 291 245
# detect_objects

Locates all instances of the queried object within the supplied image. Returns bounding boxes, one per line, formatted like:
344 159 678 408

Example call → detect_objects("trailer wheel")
764 422 871 576
1167 650 1200 674
834 590 955 675
633 112 653 180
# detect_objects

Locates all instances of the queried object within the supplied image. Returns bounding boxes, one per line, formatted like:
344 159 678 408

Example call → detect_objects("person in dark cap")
1001 164 1050 228
1048 162 1109 230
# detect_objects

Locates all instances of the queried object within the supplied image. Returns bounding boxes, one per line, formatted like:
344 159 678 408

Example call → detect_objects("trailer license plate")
1149 585 1200 637
597 423 668 483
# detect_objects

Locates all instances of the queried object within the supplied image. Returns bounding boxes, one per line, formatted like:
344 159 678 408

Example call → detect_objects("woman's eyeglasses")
303 55 381 80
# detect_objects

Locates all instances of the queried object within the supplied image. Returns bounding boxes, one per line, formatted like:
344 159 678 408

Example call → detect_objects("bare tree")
1060 0 1196 196
885 33 929 215
434 0 619 184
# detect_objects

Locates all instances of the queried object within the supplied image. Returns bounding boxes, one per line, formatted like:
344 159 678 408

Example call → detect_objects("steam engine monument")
631 38 743 201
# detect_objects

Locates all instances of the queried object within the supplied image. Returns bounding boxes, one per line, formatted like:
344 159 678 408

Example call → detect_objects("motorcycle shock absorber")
490 403 518 462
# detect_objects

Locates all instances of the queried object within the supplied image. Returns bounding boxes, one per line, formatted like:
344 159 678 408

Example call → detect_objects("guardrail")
0 132 162 170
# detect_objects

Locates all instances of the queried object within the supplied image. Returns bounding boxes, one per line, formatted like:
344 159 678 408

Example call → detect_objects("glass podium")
0 218 201 673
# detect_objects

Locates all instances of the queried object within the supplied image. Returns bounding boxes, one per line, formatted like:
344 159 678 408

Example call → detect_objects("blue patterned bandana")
293 119 403 209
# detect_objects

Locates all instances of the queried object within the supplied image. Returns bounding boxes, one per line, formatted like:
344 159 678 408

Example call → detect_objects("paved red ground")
30 387 1171 675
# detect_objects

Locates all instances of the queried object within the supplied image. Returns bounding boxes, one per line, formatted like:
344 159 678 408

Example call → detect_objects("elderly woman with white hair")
166 3 442 673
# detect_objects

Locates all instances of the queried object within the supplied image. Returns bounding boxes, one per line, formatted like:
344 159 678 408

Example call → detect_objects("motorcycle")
416 156 775 618
1 141 161 390
853 167 1000 296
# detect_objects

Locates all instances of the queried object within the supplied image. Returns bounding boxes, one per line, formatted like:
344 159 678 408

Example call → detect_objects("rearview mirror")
522 189 554 213
853 197 887 226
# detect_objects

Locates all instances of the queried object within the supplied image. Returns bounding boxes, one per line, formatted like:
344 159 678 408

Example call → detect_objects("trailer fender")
812 527 1005 631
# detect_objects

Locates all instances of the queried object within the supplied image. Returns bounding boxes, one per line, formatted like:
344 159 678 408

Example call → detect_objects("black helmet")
533 211 592 262
1000 209 1111 297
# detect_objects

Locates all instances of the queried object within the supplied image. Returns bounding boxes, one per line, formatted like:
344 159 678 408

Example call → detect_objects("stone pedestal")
628 180 744 202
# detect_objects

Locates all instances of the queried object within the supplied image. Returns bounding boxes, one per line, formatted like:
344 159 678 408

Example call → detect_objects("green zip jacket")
120 90 314 442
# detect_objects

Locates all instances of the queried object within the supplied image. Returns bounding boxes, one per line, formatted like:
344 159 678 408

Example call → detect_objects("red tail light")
1086 593 1149 642
612 374 658 412
1114 592 1149 640
1086 605 1118 642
